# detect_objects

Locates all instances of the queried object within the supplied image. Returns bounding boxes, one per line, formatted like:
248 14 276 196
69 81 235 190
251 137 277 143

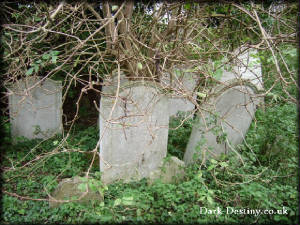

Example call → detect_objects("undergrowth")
1 99 298 224
1 45 298 224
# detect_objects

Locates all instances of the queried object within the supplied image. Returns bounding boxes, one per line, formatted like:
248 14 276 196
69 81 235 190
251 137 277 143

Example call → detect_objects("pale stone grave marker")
184 84 259 164
50 176 104 208
8 77 62 140
148 156 185 184
99 77 169 184
184 47 264 164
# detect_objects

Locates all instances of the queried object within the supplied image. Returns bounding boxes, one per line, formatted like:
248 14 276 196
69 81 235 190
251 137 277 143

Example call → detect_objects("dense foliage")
1 96 298 224
1 55 298 223
0 1 299 224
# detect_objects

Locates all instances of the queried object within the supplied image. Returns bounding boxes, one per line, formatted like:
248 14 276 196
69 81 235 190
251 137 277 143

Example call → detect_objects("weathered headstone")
49 176 104 207
161 67 198 117
99 77 169 184
148 156 185 184
8 77 62 140
184 84 259 164
184 47 263 164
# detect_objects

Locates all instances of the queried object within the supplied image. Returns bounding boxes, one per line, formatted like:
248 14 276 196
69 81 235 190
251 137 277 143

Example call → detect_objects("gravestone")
50 176 104 207
99 77 169 184
148 156 185 184
184 47 263 164
8 77 62 140
184 84 259 164
161 67 198 117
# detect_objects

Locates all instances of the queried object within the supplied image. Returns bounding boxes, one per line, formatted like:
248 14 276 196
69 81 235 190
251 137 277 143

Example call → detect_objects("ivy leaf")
100 215 113 222
197 171 203 178
122 196 134 205
113 198 121 207
51 56 58 64
88 182 97 192
18 209 25 215
50 51 60 56
34 64 39 73
34 16 42 22
207 196 214 205
137 208 141 217
207 164 217 171
42 54 50 60
210 158 218 164
219 162 229 168
26 67 34 76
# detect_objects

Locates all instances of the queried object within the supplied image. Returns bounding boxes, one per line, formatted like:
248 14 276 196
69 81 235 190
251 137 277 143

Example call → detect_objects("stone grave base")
148 156 185 184
49 176 104 207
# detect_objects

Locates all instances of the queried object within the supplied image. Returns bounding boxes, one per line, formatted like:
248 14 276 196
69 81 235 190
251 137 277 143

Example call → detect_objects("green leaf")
137 208 141 217
208 190 214 195
18 209 25 215
34 64 39 73
100 215 113 222
207 164 216 171
219 162 229 168
112 5 119 11
122 196 134 206
210 158 218 164
207 196 214 205
34 16 42 22
42 54 50 60
197 171 202 178
51 56 58 64
198 196 206 201
74 56 80 67
50 51 60 56
184 3 191 10
113 198 121 207
88 182 97 192
197 92 206 98
137 62 143 70
26 67 34 76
